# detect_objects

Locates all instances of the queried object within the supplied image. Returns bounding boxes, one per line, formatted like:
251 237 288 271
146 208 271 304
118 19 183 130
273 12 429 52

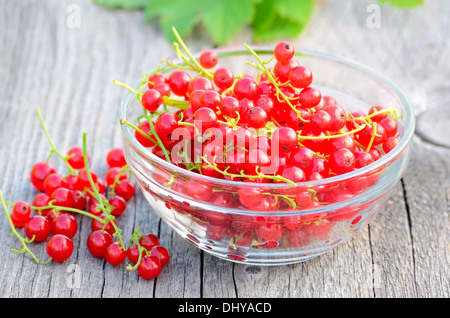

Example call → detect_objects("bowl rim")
119 46 416 190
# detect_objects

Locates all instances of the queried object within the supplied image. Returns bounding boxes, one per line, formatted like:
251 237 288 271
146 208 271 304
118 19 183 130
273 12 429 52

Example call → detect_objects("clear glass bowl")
119 47 415 266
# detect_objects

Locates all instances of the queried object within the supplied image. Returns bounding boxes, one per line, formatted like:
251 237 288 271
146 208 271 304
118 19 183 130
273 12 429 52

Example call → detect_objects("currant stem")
82 133 126 250
120 119 159 146
171 27 213 80
243 44 305 121
0 189 51 264
202 156 296 186
146 115 172 164
298 124 367 141
35 107 77 176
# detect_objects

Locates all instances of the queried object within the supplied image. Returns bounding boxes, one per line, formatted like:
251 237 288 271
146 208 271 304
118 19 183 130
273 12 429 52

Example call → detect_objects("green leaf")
145 0 207 42
377 0 424 8
251 0 314 42
145 0 260 45
201 0 260 45
92 0 148 10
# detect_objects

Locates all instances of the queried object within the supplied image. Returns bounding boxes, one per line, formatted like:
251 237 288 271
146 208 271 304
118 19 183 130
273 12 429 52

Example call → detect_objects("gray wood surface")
0 0 448 298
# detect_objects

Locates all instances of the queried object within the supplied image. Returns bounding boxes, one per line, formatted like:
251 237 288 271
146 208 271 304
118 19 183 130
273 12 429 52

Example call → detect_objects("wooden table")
0 0 448 298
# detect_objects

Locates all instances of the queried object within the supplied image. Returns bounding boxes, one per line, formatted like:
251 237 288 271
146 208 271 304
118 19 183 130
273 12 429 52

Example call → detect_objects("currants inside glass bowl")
117 31 415 265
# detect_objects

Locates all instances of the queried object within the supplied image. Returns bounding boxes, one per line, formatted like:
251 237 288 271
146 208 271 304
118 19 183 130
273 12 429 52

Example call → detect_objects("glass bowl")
119 47 415 266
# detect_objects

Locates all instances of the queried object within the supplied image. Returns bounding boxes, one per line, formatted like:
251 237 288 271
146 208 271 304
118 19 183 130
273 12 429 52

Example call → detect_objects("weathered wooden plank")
0 0 449 299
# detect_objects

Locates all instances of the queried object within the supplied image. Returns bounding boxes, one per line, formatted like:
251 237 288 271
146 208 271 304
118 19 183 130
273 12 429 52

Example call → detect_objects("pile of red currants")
1 113 169 280
115 35 402 250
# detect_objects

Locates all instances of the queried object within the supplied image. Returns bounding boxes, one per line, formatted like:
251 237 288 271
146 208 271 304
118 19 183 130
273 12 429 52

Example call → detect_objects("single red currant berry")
33 193 52 216
199 50 219 69
357 124 387 147
46 234 74 263
355 151 375 168
137 255 162 280
220 96 240 118
105 242 127 266
329 148 356 175
383 136 399 154
77 168 98 189
233 76 258 100
246 106 268 129
115 180 136 201
109 195 127 216
299 87 322 108
30 162 57 192
325 105 347 132
135 121 156 148
155 112 179 140
105 167 127 187
151 245 170 267
67 146 88 170
310 110 332 133
254 94 275 116
51 187 73 208
368 105 387 122
141 89 162 112
289 65 313 89
288 147 315 172
274 41 295 64
379 117 398 138
213 67 234 89
87 230 113 258
200 90 221 110
277 165 306 183
168 70 191 97
271 126 298 152
64 174 81 191
25 215 51 242
70 190 87 210
139 233 160 251
187 76 214 95
51 212 78 239
127 244 140 263
90 213 118 235
11 201 32 228
194 107 217 131
43 173 66 196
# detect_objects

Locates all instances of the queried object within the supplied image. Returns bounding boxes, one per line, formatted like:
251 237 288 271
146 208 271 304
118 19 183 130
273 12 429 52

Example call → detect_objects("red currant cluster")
0 109 169 280
119 37 400 186
113 31 402 250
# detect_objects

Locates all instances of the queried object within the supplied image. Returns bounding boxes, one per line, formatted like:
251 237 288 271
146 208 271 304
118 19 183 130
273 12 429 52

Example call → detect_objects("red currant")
50 212 78 239
137 255 162 280
30 162 57 192
168 70 191 97
105 242 127 266
46 234 73 262
274 41 295 64
25 215 51 242
67 146 88 170
87 230 113 258
199 50 219 69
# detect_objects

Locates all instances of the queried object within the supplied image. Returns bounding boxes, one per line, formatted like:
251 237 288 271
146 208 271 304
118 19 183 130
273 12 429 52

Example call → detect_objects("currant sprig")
0 190 51 264
201 156 296 186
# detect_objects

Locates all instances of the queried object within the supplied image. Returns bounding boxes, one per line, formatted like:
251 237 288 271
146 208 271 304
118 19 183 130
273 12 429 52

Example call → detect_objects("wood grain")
0 0 448 298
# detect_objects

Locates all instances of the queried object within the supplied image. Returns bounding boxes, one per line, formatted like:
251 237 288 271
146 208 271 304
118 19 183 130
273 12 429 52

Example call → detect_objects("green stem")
202 156 296 186
82 133 126 250
298 124 366 141
0 190 51 264
243 44 305 121
35 107 76 175
172 27 213 80
120 119 158 146
147 115 172 164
